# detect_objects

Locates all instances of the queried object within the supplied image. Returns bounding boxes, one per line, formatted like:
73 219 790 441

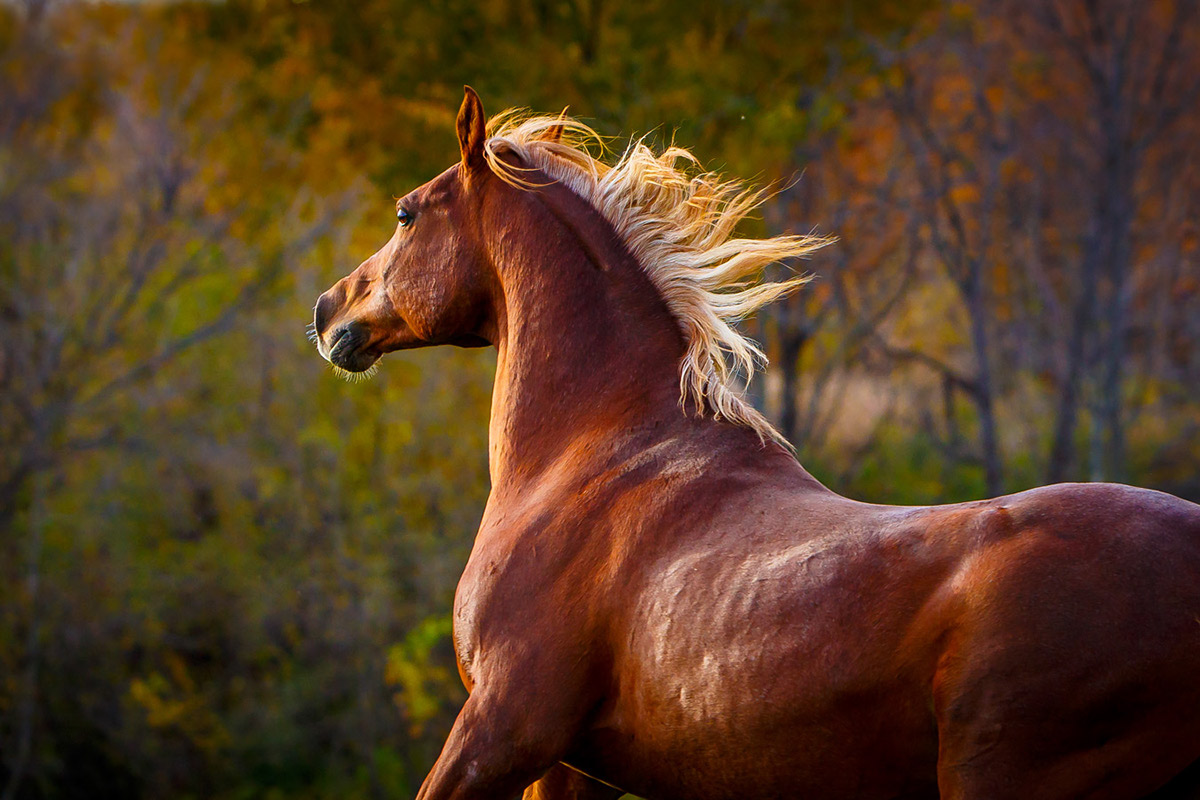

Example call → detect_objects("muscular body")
312 88 1200 799
450 430 1200 800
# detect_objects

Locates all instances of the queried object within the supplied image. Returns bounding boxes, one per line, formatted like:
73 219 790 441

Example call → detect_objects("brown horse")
312 88 1200 800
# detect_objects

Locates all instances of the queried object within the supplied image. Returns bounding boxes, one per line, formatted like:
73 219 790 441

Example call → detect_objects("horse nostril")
314 291 338 338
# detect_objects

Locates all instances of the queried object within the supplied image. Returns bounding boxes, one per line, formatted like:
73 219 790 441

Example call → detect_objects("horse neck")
483 181 691 491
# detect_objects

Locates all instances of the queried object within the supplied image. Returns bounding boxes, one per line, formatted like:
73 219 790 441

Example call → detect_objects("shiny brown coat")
313 88 1200 800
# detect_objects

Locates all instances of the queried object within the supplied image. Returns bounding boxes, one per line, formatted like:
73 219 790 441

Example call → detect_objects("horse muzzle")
321 320 379 373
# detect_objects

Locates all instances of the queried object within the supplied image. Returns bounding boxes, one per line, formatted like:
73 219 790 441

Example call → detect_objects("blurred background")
1 0 1197 797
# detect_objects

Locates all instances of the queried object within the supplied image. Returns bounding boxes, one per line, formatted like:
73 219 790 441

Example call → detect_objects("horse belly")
570 654 939 800
572 544 945 799
573 701 939 800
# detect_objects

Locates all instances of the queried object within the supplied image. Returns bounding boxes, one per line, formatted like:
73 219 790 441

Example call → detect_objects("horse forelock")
481 109 833 448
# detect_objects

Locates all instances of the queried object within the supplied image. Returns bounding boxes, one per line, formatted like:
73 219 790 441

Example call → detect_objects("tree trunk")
965 271 1003 496
1 473 45 800
778 329 807 448
1046 208 1104 484
1096 144 1137 483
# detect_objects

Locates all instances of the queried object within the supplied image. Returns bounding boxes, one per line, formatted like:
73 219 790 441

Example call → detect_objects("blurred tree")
0 0 1196 798
1009 0 1200 482
771 0 1200 498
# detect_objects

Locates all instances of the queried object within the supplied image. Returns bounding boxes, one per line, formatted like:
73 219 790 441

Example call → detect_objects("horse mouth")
326 323 380 373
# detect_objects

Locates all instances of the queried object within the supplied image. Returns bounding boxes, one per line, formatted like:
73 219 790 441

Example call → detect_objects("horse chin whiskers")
329 360 379 383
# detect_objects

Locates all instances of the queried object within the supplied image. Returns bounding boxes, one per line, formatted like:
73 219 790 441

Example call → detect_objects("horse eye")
397 207 414 227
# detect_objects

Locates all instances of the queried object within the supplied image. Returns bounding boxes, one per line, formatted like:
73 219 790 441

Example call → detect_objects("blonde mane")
482 110 832 447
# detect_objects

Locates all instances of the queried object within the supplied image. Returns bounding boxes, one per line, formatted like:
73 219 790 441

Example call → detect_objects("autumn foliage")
0 0 1196 797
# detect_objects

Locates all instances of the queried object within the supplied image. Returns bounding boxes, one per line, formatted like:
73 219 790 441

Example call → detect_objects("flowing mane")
481 110 831 446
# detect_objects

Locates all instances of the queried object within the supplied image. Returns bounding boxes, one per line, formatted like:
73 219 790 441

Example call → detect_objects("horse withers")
312 88 1200 800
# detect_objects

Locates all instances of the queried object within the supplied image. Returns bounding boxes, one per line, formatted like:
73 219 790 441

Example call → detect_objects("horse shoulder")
451 489 619 693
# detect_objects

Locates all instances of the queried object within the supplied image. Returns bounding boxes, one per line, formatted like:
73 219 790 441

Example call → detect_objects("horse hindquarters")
932 486 1200 800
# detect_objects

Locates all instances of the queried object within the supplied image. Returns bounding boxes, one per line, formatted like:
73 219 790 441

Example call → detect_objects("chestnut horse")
312 88 1200 799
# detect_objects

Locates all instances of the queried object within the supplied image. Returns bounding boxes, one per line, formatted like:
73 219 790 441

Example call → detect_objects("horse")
311 87 1200 800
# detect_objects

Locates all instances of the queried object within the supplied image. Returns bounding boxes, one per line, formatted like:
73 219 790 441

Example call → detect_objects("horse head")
312 87 499 374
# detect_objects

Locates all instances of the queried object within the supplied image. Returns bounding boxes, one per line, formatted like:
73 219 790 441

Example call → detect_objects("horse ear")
457 86 487 175
544 106 569 144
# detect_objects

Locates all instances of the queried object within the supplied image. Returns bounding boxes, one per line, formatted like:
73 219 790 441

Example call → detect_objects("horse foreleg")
522 764 622 800
415 688 585 800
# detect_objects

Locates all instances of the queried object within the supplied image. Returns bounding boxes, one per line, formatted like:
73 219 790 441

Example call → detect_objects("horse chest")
450 554 509 683
450 523 596 684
